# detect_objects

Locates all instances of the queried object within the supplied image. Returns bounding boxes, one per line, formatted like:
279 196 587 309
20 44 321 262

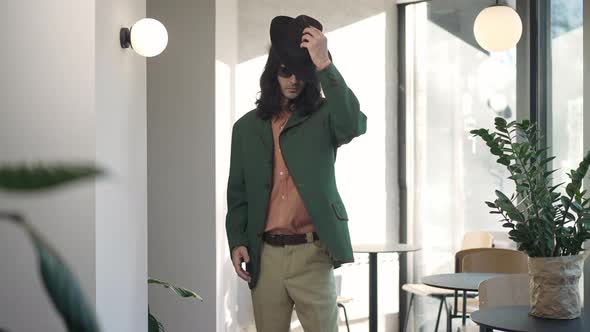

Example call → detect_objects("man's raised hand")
301 26 331 71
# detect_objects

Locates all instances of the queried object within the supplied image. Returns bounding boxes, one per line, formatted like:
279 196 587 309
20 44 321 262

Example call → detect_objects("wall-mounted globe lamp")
474 1 522 52
120 18 168 57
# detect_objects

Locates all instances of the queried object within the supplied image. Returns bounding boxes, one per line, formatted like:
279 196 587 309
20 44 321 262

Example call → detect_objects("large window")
403 1 517 329
401 0 585 330
550 0 584 185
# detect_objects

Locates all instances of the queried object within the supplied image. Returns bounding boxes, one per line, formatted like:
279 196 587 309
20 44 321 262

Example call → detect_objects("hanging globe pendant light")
474 1 522 52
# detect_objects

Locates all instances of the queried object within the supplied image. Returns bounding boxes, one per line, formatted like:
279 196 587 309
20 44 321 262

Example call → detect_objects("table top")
471 305 590 332
422 272 505 291
352 243 421 253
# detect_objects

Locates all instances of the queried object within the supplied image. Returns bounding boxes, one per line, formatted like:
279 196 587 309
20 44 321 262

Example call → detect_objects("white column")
95 0 148 330
147 0 217 330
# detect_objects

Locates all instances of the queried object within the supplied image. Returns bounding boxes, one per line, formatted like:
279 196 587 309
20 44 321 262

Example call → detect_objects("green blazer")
225 63 367 289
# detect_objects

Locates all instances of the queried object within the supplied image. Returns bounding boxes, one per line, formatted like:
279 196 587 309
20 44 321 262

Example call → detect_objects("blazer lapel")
255 116 273 150
284 111 310 131
255 110 311 150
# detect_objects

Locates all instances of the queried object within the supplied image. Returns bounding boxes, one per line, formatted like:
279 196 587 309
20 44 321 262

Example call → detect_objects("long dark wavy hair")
255 47 323 120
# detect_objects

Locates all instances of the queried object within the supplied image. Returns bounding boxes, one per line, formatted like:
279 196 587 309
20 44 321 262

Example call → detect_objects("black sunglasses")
278 66 295 78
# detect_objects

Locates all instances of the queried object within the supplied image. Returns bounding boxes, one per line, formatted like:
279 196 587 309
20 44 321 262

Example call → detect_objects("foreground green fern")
0 163 202 332
0 163 103 331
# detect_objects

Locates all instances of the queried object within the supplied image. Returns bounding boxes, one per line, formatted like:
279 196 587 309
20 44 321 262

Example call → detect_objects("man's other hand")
231 246 252 283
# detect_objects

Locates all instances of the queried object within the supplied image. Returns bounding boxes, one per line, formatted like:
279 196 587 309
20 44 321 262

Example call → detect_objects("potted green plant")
471 117 590 319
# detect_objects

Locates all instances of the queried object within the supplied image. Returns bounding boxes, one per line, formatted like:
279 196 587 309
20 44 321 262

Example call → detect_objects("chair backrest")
461 231 494 250
462 248 528 274
478 274 530 309
455 248 493 272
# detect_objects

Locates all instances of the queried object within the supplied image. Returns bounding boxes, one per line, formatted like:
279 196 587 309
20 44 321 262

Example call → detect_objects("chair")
334 275 351 332
444 247 499 331
447 249 528 330
460 231 493 250
337 296 352 332
455 248 500 273
477 274 529 332
462 249 528 274
478 274 529 309
402 231 493 332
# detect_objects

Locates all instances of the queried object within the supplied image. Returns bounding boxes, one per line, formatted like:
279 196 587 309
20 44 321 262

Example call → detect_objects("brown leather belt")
262 232 319 247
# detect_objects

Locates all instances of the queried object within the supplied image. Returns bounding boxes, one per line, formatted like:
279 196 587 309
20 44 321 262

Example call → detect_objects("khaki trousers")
251 240 338 332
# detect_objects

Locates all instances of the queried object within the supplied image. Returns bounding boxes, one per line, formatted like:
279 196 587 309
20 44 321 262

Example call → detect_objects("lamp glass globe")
130 18 168 57
474 6 522 52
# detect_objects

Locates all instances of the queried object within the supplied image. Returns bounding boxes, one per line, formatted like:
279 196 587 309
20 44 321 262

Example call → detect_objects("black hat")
270 15 323 82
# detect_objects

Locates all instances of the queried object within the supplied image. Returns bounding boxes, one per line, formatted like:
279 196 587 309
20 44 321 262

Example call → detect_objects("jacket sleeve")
317 62 367 147
225 122 249 252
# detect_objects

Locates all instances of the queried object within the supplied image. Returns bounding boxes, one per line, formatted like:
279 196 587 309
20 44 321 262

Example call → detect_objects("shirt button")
281 195 286 200
279 171 284 175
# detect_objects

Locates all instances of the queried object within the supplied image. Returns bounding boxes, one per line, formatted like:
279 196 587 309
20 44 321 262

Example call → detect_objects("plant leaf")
148 307 165 332
564 211 576 221
544 169 559 178
509 174 526 181
0 164 103 191
6 217 101 332
541 156 556 165
497 157 511 166
148 278 203 301
494 117 508 129
485 201 497 208
571 201 583 214
495 190 511 202
549 182 565 192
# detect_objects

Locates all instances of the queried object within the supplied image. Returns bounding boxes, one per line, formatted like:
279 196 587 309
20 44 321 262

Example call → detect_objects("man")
225 14 367 332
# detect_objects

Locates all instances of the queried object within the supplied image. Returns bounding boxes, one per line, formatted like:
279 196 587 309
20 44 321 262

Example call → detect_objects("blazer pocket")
331 202 349 221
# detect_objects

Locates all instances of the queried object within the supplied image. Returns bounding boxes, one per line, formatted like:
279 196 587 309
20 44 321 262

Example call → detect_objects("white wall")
95 0 148 331
0 1 96 331
147 0 217 331
0 0 148 331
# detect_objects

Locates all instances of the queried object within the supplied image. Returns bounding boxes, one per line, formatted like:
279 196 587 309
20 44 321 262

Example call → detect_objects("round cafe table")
353 243 420 332
422 273 505 327
471 305 590 332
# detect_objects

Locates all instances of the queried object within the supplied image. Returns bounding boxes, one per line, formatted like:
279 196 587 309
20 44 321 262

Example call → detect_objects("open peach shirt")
264 110 316 235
